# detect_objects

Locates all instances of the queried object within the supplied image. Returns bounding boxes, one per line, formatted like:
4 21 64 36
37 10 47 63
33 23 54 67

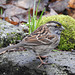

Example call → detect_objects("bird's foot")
38 60 48 68
37 55 48 68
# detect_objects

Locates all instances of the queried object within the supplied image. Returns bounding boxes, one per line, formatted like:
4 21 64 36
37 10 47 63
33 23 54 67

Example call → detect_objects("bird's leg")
37 55 48 68
36 55 48 59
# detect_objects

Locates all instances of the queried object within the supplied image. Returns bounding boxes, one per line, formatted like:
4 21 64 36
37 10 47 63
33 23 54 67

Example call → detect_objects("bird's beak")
61 26 65 30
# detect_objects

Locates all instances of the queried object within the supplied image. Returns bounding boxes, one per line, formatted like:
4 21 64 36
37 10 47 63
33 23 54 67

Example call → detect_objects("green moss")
37 15 75 50
7 33 9 36
0 33 23 48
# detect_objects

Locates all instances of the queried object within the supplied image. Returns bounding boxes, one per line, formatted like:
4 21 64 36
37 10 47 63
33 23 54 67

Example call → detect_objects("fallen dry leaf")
67 8 75 19
49 0 63 2
5 17 18 25
68 0 75 8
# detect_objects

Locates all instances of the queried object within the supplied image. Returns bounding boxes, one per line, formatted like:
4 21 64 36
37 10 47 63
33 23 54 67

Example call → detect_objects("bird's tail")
0 42 25 55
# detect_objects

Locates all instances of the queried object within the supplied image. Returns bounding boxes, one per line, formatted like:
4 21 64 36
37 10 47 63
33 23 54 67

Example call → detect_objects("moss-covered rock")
0 20 26 48
38 15 75 50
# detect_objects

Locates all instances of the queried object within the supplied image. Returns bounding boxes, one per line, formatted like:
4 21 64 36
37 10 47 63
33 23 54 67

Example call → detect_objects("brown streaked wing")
22 25 55 45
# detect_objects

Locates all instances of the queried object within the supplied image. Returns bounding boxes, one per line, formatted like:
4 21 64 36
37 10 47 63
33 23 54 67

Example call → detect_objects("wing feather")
22 25 58 46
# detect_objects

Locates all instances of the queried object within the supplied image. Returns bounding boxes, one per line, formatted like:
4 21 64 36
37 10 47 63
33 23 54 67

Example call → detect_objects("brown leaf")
0 16 3 19
49 0 57 2
67 8 75 19
49 0 63 2
68 0 75 8
5 17 18 25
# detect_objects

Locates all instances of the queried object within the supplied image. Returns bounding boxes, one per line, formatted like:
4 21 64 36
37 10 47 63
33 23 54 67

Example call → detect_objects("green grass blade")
31 17 34 32
1 8 3 15
28 9 30 26
36 8 45 28
36 0 40 16
26 0 45 34
28 9 32 34
33 0 36 17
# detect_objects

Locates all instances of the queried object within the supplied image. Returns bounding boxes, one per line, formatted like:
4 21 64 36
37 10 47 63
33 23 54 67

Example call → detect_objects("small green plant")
0 8 3 15
26 0 45 34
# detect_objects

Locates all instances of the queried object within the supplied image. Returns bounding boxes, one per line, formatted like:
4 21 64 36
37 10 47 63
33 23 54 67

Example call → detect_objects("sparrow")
0 21 64 67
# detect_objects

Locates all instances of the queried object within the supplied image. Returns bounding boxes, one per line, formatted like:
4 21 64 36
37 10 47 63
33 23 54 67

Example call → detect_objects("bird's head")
46 21 65 35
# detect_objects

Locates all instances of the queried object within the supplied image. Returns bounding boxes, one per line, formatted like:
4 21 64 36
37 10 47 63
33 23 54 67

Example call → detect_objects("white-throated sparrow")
0 21 64 67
